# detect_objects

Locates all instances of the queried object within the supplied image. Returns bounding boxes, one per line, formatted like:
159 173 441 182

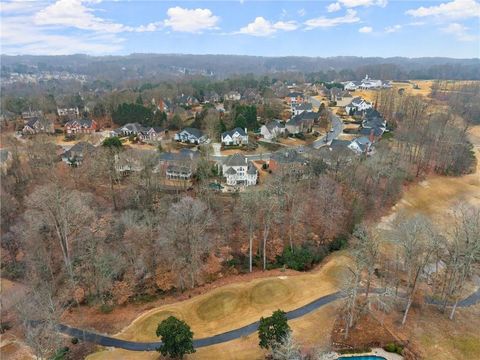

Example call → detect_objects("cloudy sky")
1 0 479 58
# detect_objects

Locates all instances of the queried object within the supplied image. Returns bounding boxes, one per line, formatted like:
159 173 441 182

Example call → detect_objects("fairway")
87 253 349 359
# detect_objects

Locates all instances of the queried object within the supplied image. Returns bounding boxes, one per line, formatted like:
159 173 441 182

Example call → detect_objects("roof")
181 127 204 139
265 120 285 131
222 127 247 138
287 92 303 97
66 118 95 128
359 127 384 137
225 167 237 175
293 103 312 111
350 137 372 152
271 149 305 164
63 141 95 158
223 153 247 167
247 163 257 174
159 148 199 162
330 139 351 149
25 117 40 128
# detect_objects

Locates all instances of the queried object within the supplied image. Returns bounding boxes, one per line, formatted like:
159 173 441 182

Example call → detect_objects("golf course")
86 253 350 359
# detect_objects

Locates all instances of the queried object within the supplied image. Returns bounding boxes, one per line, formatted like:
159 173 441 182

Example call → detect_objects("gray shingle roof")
222 127 247 138
223 153 247 167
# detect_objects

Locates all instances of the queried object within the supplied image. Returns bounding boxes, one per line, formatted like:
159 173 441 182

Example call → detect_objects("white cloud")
385 24 402 33
237 17 298 36
443 22 478 41
34 0 162 33
327 2 342 12
406 0 480 20
359 26 373 33
304 9 360 29
339 0 387 8
1 15 123 55
164 6 219 33
298 8 306 17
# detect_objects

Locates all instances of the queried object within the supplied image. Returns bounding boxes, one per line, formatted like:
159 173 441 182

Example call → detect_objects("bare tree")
441 205 480 319
392 214 436 325
270 332 303 360
164 196 213 289
24 183 94 281
239 191 261 272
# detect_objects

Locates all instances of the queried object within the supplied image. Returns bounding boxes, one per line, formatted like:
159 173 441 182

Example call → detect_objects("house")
260 120 286 140
57 107 80 119
359 75 383 89
22 117 54 135
222 153 258 187
345 97 373 115
204 91 220 103
176 94 199 107
166 165 193 180
344 81 361 91
114 148 149 173
112 123 166 141
61 142 95 166
348 137 374 155
65 118 98 134
221 128 248 146
158 148 200 178
242 89 262 103
286 112 317 134
292 103 312 116
285 92 304 105
21 110 43 121
360 108 387 140
174 128 209 144
327 88 352 106
269 149 308 176
224 91 241 101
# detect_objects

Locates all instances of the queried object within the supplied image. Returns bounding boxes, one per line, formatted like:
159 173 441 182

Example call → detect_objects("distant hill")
1 54 479 80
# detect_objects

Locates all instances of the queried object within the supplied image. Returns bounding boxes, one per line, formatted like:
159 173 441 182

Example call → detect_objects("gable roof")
181 127 204 139
223 153 247 167
66 118 95 128
222 127 247 138
287 92 303 98
265 120 285 131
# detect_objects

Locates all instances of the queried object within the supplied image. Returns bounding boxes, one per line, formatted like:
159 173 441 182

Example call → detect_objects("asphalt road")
52 287 480 352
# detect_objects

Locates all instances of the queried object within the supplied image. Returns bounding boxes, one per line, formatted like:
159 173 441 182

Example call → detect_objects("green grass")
196 291 241 321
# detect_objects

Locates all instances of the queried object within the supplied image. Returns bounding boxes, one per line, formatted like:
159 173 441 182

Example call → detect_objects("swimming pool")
338 356 387 360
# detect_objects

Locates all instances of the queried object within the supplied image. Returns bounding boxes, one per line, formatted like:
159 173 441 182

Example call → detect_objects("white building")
348 137 374 155
345 97 373 114
221 128 248 146
222 153 258 186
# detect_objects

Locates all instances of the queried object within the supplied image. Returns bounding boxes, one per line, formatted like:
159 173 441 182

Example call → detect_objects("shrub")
71 337 79 345
384 342 404 355
276 243 328 271
328 235 348 252
0 322 11 334
99 304 113 314
50 346 69 360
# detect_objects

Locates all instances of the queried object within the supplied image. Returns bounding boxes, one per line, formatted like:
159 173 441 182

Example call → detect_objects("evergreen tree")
156 316 195 359
258 310 290 350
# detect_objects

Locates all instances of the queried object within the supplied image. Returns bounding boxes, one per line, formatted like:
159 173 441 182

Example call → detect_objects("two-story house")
221 128 248 146
65 118 98 134
222 153 258 187
174 128 209 144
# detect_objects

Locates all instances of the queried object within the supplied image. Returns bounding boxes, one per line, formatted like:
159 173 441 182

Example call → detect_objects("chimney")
245 128 247 135
369 128 375 143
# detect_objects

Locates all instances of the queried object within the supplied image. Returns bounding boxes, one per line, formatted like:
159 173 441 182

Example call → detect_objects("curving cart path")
53 287 480 352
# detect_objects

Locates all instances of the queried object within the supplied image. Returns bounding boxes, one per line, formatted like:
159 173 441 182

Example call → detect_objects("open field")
87 253 349 359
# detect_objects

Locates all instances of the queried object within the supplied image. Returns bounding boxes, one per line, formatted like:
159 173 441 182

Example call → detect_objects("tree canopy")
258 309 290 349
156 316 195 359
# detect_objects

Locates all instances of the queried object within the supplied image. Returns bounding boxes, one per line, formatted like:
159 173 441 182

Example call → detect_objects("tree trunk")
249 232 253 273
449 299 459 320
401 296 413 325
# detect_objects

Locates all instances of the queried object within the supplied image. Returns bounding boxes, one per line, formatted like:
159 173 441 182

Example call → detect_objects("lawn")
86 253 350 360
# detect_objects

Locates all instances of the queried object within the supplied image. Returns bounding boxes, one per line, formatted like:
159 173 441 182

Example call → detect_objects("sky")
1 0 479 58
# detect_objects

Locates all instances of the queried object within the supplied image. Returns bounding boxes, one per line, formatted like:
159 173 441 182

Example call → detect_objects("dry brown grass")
87 254 350 359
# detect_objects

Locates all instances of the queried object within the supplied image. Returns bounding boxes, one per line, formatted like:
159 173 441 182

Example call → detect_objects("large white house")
345 97 373 114
222 153 258 186
174 128 209 144
260 120 285 140
221 128 248 146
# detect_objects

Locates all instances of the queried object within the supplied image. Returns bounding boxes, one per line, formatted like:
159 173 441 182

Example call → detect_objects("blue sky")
1 0 479 58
